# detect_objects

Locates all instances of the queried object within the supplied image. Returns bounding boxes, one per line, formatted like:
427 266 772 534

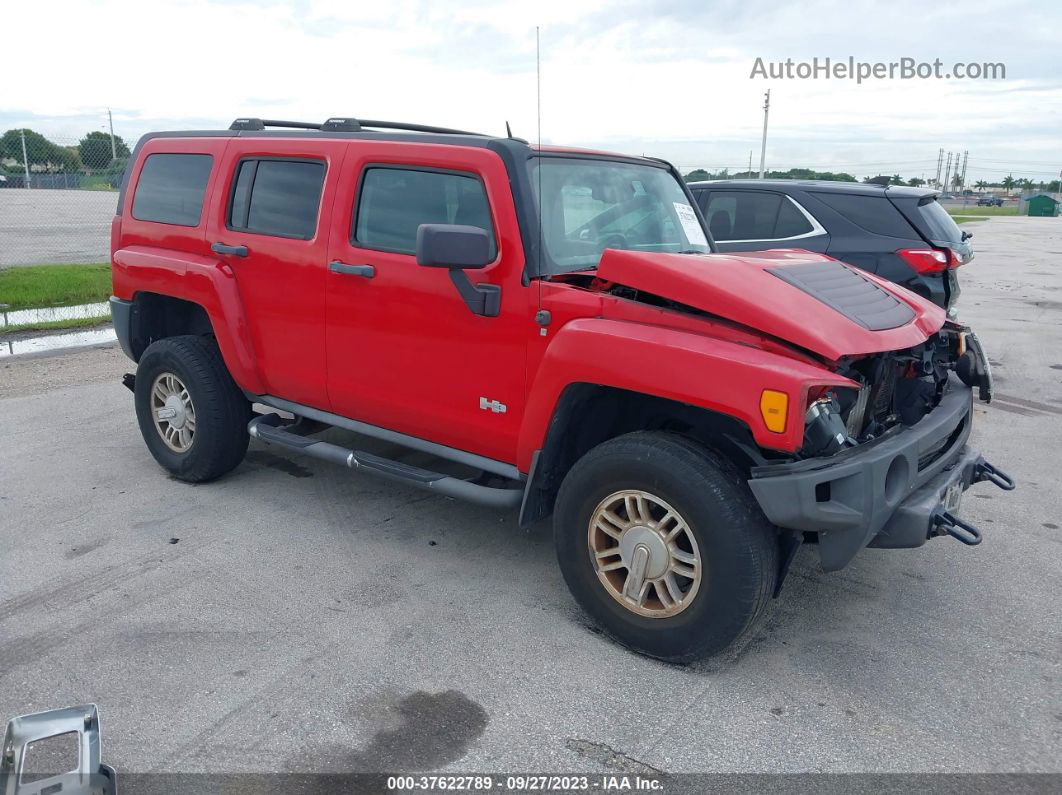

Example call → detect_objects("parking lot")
0 189 115 267
0 217 1059 778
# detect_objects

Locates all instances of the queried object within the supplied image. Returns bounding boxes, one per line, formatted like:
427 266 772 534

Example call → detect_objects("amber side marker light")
760 390 788 433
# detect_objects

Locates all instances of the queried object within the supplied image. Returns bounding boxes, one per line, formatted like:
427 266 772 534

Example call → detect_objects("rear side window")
131 154 213 226
353 167 496 258
228 159 326 239
704 191 813 240
810 192 915 238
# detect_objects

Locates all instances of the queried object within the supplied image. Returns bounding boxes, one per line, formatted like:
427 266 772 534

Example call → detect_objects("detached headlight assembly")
803 390 858 456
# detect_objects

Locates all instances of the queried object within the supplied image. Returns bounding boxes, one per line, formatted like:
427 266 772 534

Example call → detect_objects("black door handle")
329 261 375 279
211 242 248 257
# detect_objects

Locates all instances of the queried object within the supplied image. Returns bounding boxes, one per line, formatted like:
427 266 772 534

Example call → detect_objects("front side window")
353 167 497 258
228 158 325 239
528 158 709 273
131 153 213 226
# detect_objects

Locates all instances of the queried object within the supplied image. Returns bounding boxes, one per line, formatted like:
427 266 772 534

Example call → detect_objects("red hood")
597 249 946 360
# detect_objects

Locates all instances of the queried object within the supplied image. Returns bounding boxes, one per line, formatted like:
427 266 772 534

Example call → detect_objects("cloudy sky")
5 0 1060 183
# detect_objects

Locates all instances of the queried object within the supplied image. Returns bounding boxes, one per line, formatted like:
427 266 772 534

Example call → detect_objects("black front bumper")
748 378 1010 571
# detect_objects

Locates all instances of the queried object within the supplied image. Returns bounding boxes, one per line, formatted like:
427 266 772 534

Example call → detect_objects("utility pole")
758 89 770 179
107 108 117 161
934 148 943 188
20 129 31 189
747 149 753 177
943 152 953 195
960 150 968 191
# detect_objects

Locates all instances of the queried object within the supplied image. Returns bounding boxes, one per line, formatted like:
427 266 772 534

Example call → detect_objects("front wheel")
134 335 251 482
554 432 778 662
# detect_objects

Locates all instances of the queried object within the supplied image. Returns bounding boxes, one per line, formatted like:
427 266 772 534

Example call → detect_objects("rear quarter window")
131 153 213 226
809 192 915 238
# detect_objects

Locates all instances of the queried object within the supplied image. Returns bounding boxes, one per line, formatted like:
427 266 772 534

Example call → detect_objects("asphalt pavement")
0 189 115 267
0 217 1059 777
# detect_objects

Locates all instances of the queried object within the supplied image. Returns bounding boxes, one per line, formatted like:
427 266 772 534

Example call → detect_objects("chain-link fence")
1 129 127 267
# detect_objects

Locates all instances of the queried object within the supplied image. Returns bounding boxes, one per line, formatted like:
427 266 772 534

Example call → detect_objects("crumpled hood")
597 248 946 360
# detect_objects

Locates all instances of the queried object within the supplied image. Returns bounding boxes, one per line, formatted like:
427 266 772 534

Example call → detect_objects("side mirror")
416 224 492 269
1 705 116 794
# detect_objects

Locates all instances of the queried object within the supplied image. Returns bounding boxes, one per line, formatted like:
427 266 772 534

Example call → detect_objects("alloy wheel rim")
151 372 196 453
588 489 702 618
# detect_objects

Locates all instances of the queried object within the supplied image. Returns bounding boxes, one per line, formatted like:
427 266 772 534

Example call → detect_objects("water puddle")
0 327 117 358
2 301 109 327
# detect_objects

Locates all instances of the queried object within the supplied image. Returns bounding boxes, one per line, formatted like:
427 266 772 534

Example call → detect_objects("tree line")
683 166 1060 194
0 128 131 174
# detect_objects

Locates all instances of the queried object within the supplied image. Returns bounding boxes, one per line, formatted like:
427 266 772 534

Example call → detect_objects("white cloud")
4 0 1060 182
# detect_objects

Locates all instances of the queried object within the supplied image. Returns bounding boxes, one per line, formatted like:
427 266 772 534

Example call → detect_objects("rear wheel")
554 431 778 662
134 336 251 482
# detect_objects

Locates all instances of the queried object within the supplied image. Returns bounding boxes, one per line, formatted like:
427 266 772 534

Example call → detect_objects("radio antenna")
536 26 541 153
536 26 543 283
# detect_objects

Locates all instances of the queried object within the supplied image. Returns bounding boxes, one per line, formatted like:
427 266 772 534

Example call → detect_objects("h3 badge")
479 397 507 414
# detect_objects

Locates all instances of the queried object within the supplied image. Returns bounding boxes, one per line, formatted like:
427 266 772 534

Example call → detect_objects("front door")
324 144 532 465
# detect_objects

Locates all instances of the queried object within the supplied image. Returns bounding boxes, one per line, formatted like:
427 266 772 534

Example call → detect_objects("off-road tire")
134 335 251 482
554 431 778 662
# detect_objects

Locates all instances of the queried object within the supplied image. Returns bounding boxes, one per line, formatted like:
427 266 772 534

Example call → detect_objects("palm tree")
1001 175 1016 195
974 180 988 193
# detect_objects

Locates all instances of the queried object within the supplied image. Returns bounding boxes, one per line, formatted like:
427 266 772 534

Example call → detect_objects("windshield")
528 158 711 273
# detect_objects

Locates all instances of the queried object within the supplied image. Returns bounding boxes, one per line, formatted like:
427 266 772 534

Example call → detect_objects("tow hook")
974 459 1015 491
932 509 983 545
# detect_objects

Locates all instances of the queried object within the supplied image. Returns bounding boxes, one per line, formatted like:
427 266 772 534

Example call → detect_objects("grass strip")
0 264 111 311
945 206 1019 217
1 315 112 335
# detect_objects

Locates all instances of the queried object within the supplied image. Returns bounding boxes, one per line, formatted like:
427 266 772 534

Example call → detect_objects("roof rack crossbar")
228 117 486 136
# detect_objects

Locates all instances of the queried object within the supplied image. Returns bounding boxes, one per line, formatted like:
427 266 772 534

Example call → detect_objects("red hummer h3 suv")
109 117 1012 661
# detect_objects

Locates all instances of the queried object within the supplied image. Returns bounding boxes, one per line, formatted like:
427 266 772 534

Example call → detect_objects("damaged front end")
799 322 994 459
750 323 1013 572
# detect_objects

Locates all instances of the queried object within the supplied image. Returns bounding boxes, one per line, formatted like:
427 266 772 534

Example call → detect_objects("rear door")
206 139 345 409
700 189 829 253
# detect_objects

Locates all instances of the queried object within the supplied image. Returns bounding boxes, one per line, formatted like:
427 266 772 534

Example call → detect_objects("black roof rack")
228 117 488 136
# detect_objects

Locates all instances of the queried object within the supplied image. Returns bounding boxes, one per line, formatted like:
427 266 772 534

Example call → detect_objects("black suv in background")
687 180 971 311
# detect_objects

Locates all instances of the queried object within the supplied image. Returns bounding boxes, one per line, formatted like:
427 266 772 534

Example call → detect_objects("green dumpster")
1027 194 1060 217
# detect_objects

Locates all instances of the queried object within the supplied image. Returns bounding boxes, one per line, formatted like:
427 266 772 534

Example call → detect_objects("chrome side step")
248 414 523 509
251 394 521 480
